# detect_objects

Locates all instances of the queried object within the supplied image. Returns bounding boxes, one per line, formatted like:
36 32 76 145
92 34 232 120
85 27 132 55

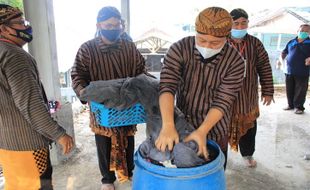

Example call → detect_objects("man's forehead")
300 25 310 31
196 33 226 42
233 17 248 22
98 17 121 25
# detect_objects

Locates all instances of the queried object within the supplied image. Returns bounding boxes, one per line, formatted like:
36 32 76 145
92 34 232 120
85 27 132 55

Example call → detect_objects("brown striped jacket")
229 34 274 116
228 34 274 151
159 36 245 142
71 37 148 132
0 41 66 151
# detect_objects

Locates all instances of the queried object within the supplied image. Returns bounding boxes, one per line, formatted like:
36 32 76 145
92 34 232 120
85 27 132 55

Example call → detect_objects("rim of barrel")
134 140 225 178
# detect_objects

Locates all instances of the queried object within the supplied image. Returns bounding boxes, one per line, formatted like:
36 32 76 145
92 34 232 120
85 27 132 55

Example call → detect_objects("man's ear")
0 24 8 33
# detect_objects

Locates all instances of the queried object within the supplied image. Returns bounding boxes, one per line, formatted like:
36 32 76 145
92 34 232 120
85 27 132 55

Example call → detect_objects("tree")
0 0 23 9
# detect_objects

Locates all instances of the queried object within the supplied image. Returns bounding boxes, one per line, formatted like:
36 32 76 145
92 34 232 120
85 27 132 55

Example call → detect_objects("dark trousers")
40 150 53 190
95 134 135 184
285 74 309 110
239 121 257 157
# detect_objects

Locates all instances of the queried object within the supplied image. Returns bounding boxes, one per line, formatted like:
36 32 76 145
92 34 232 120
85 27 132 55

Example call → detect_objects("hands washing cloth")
81 74 214 168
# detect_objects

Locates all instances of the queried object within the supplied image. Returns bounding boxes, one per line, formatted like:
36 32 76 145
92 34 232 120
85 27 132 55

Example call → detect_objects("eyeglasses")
6 19 30 27
98 22 122 30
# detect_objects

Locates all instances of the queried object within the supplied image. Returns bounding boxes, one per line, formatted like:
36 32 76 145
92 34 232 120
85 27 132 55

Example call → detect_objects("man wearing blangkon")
0 4 73 189
155 7 245 169
71 6 151 190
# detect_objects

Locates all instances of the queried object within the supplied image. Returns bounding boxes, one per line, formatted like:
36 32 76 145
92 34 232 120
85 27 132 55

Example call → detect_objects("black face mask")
9 26 33 43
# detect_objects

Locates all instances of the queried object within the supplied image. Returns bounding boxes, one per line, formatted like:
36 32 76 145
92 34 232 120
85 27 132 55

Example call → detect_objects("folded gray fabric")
79 78 126 108
139 138 172 162
173 141 205 168
80 74 208 167
123 74 160 116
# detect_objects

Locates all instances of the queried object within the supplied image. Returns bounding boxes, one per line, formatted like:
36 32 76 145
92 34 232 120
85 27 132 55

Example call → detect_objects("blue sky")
53 0 310 72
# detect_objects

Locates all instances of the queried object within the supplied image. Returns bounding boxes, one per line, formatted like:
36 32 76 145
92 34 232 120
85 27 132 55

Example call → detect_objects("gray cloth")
79 78 138 110
81 74 207 167
139 138 172 162
173 141 205 168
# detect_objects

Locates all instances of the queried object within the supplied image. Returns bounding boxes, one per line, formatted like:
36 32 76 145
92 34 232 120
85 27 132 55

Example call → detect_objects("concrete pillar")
23 0 60 100
121 0 130 34
23 0 75 165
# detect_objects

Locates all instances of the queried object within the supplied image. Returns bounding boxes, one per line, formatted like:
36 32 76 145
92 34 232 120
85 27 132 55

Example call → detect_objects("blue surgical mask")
231 29 247 39
196 44 224 59
99 29 121 42
298 31 309 40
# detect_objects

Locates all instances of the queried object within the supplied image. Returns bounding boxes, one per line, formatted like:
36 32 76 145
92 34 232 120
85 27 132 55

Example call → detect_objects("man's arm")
281 41 289 60
6 54 68 143
184 108 223 159
281 52 287 60
132 43 148 75
156 41 184 152
155 92 179 152
71 44 91 100
255 39 274 104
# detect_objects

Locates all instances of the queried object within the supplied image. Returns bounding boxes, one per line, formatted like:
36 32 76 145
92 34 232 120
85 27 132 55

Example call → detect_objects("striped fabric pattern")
160 36 245 142
71 37 148 130
230 34 274 116
0 41 66 151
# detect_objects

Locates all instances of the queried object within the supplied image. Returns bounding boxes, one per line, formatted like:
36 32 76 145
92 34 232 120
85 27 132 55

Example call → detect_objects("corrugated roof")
134 28 174 43
250 7 310 28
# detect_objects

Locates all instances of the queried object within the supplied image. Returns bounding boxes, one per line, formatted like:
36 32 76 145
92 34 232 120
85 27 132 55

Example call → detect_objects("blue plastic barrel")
133 140 226 190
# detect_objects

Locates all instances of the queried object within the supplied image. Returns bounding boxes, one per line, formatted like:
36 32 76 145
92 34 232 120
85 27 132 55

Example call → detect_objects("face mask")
9 26 33 43
298 31 309 40
196 44 224 59
99 29 121 42
231 29 247 39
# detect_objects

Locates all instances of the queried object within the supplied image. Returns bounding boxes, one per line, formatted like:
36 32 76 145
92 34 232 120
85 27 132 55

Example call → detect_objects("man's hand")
261 96 274 106
184 128 209 160
155 123 179 152
305 57 310 66
57 134 74 154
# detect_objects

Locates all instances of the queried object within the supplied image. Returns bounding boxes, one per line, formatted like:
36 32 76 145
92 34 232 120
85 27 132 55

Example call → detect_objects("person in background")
95 19 132 42
71 6 149 190
228 8 274 167
155 7 245 169
0 4 73 190
280 24 310 114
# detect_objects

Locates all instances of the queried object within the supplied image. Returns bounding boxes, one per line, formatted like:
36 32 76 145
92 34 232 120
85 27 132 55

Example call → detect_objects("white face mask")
195 44 225 59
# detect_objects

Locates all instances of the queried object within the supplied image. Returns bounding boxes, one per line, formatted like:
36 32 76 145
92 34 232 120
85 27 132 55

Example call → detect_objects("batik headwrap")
97 6 121 23
195 7 232 37
0 4 22 25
